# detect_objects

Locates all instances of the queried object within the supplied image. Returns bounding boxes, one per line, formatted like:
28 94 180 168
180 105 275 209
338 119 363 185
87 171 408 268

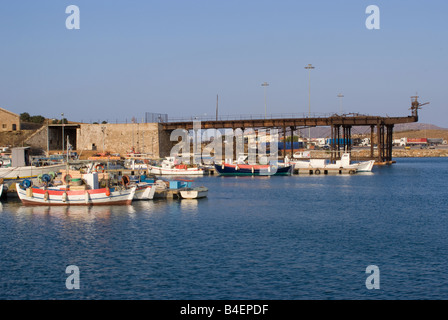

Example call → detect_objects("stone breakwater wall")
306 149 448 160
354 149 448 158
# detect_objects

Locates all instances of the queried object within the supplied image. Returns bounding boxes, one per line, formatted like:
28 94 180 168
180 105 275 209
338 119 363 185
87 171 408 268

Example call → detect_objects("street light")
261 82 269 119
337 93 344 115
61 113 64 152
304 64 315 144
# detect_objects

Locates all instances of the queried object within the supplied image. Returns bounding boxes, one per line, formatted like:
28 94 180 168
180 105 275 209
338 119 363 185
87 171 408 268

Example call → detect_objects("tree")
20 112 31 122
30 115 45 124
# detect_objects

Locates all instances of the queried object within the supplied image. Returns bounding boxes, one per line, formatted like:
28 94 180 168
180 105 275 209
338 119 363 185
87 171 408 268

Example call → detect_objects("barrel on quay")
294 167 357 175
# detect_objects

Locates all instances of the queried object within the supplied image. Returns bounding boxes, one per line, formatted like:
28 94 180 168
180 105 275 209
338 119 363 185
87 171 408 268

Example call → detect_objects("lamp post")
261 82 269 119
61 113 64 152
304 64 315 144
337 93 344 115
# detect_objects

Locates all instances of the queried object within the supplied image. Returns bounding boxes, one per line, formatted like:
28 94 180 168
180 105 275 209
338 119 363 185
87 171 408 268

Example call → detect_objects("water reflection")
180 199 199 213
15 204 136 222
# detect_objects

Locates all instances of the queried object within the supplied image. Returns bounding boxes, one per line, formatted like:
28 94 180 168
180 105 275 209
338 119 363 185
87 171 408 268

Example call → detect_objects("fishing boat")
0 156 11 168
127 175 156 200
290 152 375 173
16 173 136 206
214 162 293 176
179 186 208 199
147 157 205 176
0 147 66 180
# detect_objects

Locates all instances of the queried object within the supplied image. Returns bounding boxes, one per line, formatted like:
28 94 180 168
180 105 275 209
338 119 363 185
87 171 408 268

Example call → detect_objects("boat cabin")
11 147 31 167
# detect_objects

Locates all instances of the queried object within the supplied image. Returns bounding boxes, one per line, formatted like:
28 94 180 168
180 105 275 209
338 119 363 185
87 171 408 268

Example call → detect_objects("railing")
165 112 372 123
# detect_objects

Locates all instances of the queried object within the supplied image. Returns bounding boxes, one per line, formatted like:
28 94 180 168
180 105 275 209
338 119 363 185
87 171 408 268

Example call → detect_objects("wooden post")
290 126 295 157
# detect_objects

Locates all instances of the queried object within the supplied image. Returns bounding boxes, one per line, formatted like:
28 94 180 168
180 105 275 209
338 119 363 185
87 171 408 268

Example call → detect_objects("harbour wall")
76 123 173 158
21 123 175 158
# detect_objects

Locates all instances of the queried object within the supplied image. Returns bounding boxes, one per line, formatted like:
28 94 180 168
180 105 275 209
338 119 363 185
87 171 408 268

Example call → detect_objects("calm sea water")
0 157 447 300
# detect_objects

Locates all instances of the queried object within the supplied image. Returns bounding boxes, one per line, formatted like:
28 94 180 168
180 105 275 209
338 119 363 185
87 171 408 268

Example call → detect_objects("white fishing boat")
132 182 156 200
0 164 66 180
147 157 205 176
0 156 11 168
289 152 375 173
179 186 208 199
16 172 136 206
0 147 66 180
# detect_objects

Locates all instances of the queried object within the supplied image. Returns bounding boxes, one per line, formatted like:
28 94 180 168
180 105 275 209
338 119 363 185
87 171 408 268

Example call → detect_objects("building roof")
0 107 20 118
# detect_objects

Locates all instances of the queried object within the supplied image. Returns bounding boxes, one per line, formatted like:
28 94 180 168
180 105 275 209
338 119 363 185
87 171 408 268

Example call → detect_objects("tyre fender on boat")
62 174 72 184
315 169 321 175
41 174 52 184
26 187 33 198
20 179 32 189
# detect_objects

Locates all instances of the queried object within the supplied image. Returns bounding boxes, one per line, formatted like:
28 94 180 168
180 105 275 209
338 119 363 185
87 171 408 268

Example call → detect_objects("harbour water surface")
0 157 447 299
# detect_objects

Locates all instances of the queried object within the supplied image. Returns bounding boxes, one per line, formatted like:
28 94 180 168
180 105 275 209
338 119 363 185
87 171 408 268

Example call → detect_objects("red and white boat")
16 172 136 206
16 184 136 206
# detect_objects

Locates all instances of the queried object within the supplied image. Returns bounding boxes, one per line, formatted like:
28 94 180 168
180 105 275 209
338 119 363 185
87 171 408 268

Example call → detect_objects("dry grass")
393 129 448 140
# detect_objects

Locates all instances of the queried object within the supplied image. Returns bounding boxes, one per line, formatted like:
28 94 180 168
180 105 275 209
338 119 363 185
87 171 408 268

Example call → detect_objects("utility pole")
261 82 269 119
304 64 315 145
337 93 344 114
216 94 219 121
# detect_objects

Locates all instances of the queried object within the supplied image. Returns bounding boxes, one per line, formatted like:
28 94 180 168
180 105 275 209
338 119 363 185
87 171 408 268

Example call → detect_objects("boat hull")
16 184 136 206
214 164 292 176
291 160 375 172
133 183 156 200
180 187 208 199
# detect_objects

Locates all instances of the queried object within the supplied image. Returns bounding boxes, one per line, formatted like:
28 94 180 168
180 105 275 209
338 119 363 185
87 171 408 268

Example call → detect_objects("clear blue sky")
0 0 447 126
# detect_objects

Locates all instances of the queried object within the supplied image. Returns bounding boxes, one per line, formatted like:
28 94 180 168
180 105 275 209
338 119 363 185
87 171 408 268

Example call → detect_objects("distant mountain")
290 122 448 139
394 123 448 132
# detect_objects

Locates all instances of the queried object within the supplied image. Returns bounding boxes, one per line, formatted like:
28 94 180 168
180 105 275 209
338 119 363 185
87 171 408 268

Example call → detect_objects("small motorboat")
179 186 208 199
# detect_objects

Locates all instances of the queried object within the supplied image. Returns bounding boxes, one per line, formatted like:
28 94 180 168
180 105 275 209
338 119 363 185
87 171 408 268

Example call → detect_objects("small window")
2 124 6 129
